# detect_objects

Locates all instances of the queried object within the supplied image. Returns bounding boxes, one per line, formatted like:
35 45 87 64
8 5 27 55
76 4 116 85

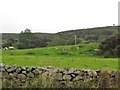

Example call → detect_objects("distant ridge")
2 26 119 46
1 25 119 34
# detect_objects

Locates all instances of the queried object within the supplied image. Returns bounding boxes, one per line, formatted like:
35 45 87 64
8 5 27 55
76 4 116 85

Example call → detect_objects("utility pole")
74 35 77 45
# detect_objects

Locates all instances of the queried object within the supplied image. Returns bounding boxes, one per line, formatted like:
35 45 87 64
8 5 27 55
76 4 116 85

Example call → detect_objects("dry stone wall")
0 64 119 88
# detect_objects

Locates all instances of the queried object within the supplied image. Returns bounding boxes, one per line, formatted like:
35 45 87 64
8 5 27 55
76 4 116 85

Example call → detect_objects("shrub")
99 35 120 57
103 51 112 58
112 45 120 57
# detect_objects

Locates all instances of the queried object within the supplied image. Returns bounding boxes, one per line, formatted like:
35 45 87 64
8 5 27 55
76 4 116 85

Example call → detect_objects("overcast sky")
0 0 119 33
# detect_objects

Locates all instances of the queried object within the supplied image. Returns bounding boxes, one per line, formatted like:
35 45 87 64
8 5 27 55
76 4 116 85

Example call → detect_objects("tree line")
2 26 118 49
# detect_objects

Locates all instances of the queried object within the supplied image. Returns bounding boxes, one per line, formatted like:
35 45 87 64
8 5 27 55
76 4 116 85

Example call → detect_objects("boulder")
22 71 27 75
21 67 26 71
8 73 14 79
1 67 5 72
26 67 32 72
27 72 34 78
31 67 36 71
91 70 97 77
16 67 22 73
7 66 17 73
18 74 26 80
67 68 74 74
4 65 10 70
32 69 40 76
63 75 71 80
74 70 81 75
55 73 63 80
71 74 76 78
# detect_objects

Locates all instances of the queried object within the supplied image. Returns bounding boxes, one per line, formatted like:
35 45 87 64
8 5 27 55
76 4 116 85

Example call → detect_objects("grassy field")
1 43 118 70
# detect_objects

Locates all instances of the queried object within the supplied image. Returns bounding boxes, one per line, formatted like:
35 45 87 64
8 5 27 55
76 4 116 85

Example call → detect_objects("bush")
112 45 120 57
99 35 120 58
103 51 112 58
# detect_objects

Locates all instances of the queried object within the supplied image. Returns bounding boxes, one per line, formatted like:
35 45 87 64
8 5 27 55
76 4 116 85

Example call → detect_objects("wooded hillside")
1 26 119 48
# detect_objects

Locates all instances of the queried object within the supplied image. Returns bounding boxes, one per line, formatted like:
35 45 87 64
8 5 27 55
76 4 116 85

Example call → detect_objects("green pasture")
1 43 118 70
